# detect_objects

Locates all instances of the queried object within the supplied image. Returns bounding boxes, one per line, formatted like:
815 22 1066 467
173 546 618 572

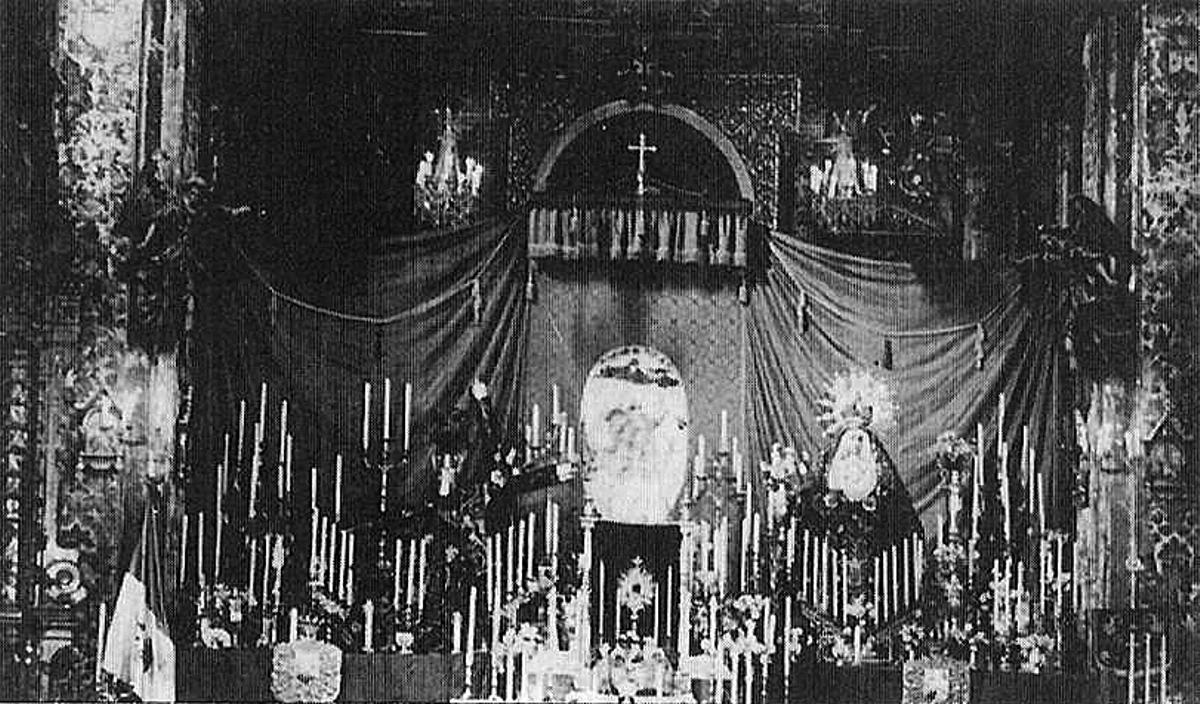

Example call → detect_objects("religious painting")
579 346 689 524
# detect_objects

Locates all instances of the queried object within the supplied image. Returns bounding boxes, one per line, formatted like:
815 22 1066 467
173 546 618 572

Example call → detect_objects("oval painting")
580 346 689 524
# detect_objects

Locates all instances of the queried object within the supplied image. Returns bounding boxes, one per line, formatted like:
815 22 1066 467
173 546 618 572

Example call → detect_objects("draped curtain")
748 231 1073 533
189 216 529 513
190 215 1072 533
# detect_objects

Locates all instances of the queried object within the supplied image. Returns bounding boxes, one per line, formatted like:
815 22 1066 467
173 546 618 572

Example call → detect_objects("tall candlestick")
552 384 560 422
403 382 413 452
96 600 107 682
506 524 515 595
1160 632 1167 704
890 545 900 617
720 410 729 452
362 382 372 450
310 511 319 576
532 404 541 446
383 378 392 441
310 465 318 511
1144 631 1152 704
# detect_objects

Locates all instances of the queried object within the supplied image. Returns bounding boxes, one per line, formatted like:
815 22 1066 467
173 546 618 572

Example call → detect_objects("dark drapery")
749 231 1074 533
189 216 528 515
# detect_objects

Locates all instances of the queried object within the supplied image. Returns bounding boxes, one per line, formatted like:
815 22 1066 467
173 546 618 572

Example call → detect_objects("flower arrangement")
932 432 975 464
1014 633 1056 673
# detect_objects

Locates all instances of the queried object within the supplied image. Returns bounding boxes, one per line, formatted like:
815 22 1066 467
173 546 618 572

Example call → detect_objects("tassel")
525 261 537 303
798 291 809 334
738 277 750 306
880 338 893 370
975 323 985 370
472 278 483 325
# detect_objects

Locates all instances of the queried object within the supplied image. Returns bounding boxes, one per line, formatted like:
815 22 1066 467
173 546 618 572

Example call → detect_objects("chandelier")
809 109 881 233
414 108 484 229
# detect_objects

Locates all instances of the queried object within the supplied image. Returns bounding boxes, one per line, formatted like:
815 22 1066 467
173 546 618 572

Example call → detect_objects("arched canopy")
532 101 755 204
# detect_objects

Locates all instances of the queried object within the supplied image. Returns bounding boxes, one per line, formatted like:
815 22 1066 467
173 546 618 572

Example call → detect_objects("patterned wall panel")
524 263 746 466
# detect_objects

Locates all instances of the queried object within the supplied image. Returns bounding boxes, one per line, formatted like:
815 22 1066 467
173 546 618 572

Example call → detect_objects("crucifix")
627 132 657 197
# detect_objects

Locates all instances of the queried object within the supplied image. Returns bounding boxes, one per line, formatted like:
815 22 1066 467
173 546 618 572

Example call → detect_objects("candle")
339 531 350 601
393 538 402 610
96 600 107 681
915 535 923 603
364 600 375 652
599 561 606 640
400 382 412 452
180 513 189 587
285 435 293 497
279 400 288 464
261 537 271 609
1128 630 1136 704
198 512 206 588
1144 631 1152 704
467 586 478 657
417 536 429 614
527 513 537 580
362 381 371 450
1160 633 1167 704
841 550 849 622
786 519 796 572
288 607 299 642
334 455 343 522
237 399 247 465
452 611 462 652
552 384 560 422
248 431 260 518
875 556 883 622
257 382 268 436
517 518 526 587
654 583 661 644
383 378 392 441
752 512 762 589
697 434 706 463
532 403 541 446
801 530 810 603
310 511 319 575
903 536 912 609
566 427 576 458
890 545 899 617
720 410 729 452
407 537 417 608
506 523 515 594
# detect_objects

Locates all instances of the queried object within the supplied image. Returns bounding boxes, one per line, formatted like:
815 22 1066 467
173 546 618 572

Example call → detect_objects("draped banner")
190 216 528 515
749 231 1073 531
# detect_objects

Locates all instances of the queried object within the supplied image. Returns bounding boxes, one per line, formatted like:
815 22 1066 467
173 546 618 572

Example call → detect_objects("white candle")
467 586 478 656
841 550 849 622
1160 633 1167 704
285 435 293 497
279 400 288 464
599 560 607 640
248 428 260 518
417 536 429 614
1144 632 1152 704
403 382 413 452
96 600 107 681
506 524 515 594
393 539 402 610
566 427 576 458
364 600 374 651
452 611 463 652
903 537 912 609
891 545 900 617
198 512 206 587
517 518 526 587
362 381 372 450
383 378 392 441
697 434 706 463
237 399 247 465
180 513 189 587
527 513 537 580
720 410 729 452
310 511 319 574
406 537 417 608
334 455 343 522
552 384 560 421
532 404 541 446
309 465 318 511
288 607 299 642
874 556 882 623
258 382 268 434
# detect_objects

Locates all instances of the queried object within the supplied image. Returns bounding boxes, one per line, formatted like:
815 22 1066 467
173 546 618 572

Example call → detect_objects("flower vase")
395 631 414 654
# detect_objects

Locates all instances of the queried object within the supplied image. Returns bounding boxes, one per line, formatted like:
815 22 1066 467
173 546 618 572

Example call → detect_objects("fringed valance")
527 202 751 267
